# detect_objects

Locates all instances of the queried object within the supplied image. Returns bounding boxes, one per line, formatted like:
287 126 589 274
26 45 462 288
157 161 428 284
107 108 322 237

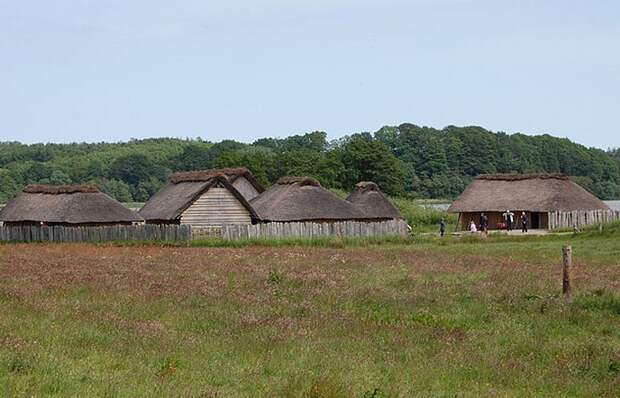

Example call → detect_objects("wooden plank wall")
548 210 620 230
220 219 410 240
180 187 252 227
0 224 192 243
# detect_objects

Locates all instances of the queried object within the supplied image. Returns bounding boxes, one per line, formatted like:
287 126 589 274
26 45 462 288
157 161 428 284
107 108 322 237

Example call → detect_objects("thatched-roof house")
0 185 142 226
346 182 402 220
448 174 612 230
139 173 258 227
250 176 389 222
169 167 264 201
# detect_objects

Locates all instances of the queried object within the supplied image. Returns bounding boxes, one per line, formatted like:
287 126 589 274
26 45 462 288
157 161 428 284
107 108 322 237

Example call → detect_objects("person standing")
520 212 529 233
480 213 489 235
439 218 446 237
502 210 514 231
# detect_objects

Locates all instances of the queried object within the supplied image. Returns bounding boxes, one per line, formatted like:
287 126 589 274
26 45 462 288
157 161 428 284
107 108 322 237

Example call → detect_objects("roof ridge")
477 173 568 181
23 184 100 194
276 176 321 187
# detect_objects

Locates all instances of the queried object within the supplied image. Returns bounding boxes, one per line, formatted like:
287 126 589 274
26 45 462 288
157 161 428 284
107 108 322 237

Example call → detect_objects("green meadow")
0 228 619 397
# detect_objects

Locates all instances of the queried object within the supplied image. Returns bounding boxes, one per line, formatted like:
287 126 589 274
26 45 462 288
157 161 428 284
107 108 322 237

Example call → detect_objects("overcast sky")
1 0 618 149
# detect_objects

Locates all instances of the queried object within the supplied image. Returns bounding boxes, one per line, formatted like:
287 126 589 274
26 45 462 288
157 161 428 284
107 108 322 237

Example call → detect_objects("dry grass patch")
0 237 619 396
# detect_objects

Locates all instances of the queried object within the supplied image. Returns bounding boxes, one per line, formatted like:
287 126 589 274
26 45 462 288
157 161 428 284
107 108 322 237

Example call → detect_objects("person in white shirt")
502 210 514 231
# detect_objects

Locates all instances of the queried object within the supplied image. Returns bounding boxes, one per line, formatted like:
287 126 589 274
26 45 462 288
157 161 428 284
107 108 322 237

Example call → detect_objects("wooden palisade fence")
548 210 620 230
0 224 192 243
220 219 410 240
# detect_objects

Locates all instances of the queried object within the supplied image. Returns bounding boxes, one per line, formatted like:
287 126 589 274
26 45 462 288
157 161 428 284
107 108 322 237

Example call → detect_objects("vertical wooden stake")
562 245 572 295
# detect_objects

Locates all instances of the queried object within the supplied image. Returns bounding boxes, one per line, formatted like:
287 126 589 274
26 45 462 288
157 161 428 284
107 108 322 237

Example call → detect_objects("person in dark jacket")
480 213 489 235
520 212 529 233
439 218 446 237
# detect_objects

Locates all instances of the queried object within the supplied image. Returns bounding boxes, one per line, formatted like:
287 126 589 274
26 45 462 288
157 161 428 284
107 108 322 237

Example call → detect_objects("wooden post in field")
562 245 572 295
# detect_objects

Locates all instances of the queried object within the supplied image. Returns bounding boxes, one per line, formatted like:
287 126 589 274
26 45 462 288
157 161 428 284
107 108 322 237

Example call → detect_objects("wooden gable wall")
180 185 252 227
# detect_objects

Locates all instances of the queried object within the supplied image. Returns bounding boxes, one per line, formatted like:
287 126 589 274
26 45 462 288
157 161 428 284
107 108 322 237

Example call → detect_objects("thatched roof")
168 167 264 193
448 174 611 213
0 185 142 224
346 182 402 219
139 174 257 221
250 176 377 222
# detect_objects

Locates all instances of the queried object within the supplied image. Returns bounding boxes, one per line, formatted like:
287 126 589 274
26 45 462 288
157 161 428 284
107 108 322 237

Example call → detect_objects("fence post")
562 245 572 296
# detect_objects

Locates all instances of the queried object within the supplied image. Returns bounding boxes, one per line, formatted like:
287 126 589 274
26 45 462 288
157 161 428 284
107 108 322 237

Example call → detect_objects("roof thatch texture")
346 182 402 219
139 174 257 221
169 167 264 193
448 174 611 213
250 176 377 222
0 185 142 224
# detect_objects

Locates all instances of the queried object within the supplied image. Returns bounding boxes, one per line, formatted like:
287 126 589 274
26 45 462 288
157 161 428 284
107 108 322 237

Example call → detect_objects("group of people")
500 210 529 233
465 211 529 235
439 211 531 237
468 213 490 235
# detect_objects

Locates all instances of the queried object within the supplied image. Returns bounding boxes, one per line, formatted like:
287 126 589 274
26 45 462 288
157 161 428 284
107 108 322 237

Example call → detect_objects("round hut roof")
346 182 402 219
0 185 143 224
250 176 369 222
448 174 611 213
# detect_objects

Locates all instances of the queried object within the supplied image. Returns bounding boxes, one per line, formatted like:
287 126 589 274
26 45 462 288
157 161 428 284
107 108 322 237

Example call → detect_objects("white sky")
1 0 618 149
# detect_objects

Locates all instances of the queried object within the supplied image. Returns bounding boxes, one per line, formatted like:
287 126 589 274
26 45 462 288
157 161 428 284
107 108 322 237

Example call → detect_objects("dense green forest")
1 123 619 203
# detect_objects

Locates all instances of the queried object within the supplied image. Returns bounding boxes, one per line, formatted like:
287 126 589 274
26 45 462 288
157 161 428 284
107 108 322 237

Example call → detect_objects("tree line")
1 123 619 203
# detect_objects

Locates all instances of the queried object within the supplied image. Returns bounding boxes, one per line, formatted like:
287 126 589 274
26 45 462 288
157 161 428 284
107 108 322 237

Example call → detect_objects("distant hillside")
1 124 619 203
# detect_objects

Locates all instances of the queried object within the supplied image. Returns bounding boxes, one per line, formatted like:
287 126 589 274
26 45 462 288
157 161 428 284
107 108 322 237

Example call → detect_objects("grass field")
1 231 619 397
